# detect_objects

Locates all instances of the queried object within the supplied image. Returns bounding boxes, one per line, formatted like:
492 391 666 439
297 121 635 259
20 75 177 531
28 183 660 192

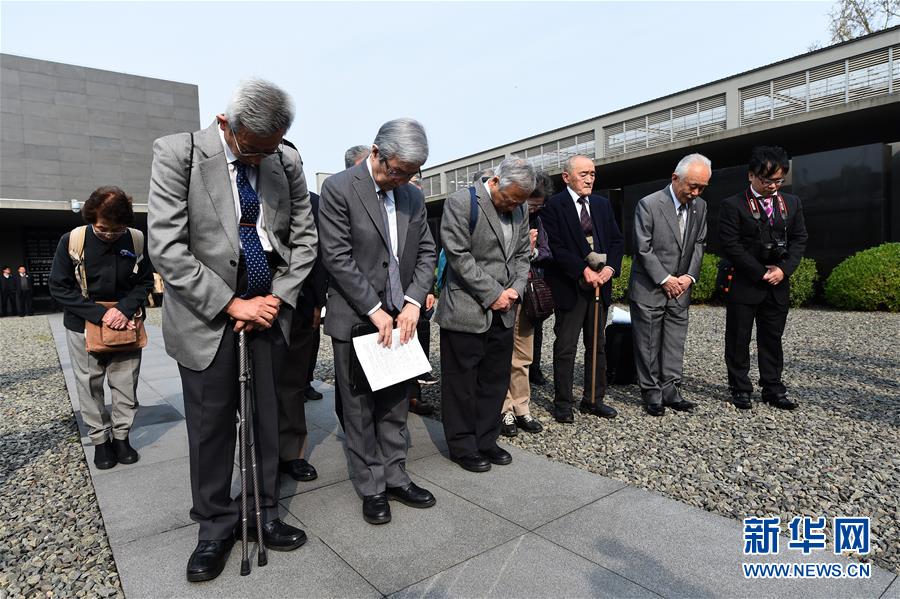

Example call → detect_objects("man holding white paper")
318 118 437 525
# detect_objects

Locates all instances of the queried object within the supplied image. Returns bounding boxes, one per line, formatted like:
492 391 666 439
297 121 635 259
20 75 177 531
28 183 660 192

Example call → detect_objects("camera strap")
744 189 788 222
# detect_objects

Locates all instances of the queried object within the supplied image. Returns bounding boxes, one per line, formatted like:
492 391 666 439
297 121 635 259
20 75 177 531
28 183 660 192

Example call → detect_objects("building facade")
0 54 200 310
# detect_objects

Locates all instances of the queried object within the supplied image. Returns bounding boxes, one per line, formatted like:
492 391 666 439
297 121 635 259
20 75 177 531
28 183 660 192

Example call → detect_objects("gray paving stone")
406 412 448 461
535 485 895 598
282 476 526 595
91 456 194 547
278 426 351 499
409 445 625 530
392 533 655 598
114 514 380 599
882 575 900 598
80 418 189 477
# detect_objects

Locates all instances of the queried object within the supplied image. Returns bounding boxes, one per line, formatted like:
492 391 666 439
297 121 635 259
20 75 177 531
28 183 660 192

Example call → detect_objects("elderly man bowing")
318 118 437 525
148 78 317 582
436 157 534 473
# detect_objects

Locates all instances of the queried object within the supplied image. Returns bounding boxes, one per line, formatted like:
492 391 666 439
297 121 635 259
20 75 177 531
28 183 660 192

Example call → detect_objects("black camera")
760 239 789 263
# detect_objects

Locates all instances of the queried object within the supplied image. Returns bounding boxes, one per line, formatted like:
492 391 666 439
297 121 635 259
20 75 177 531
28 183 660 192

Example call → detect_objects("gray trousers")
332 339 411 497
629 300 689 406
65 328 141 445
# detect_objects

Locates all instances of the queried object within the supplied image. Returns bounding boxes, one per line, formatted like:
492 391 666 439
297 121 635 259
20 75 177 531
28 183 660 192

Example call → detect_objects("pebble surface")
0 316 123 599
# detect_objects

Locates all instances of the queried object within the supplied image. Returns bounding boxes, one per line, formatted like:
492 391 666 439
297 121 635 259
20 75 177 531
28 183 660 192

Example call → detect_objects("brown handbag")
84 301 148 353
522 276 555 322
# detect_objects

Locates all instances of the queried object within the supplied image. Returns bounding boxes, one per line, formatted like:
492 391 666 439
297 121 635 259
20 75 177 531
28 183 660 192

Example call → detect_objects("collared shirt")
365 157 420 315
483 180 513 252
218 127 273 252
660 185 695 286
568 186 590 217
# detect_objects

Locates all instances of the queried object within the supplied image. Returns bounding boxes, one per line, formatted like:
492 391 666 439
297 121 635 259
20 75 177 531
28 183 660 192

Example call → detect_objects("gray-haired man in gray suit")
436 157 534 473
628 153 710 417
318 119 437 525
148 79 317 582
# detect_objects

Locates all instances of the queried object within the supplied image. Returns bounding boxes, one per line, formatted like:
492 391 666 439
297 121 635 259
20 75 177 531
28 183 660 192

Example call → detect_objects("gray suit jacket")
318 161 436 342
147 123 318 370
628 187 707 308
435 181 530 334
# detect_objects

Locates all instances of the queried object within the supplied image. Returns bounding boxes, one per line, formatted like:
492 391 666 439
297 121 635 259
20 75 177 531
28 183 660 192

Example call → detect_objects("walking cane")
238 330 267 576
590 284 601 407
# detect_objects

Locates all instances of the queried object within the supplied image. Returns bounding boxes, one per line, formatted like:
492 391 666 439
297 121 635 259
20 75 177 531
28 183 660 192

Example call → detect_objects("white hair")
494 156 536 194
225 78 294 136
373 118 429 166
674 153 712 178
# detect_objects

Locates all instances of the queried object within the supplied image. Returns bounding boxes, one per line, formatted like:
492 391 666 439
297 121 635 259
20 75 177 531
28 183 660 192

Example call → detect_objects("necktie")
235 162 271 298
377 190 404 313
762 197 775 224
677 204 687 241
577 197 593 237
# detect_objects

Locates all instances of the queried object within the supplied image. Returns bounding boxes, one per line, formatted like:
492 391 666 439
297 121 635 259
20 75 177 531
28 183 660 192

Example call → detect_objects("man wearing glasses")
148 78 318 582
719 146 808 411
318 119 437 525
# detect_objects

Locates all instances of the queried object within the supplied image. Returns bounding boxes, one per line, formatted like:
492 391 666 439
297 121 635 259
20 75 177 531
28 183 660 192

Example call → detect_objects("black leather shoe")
482 445 512 466
304 385 323 401
644 403 666 417
579 401 618 419
500 412 518 437
554 406 575 424
363 493 391 525
731 392 753 410
451 453 491 473
408 397 434 416
93 440 117 470
529 370 548 386
280 459 318 482
664 399 696 412
763 393 797 410
186 537 235 582
112 436 139 464
515 414 544 433
386 482 436 508
242 518 307 551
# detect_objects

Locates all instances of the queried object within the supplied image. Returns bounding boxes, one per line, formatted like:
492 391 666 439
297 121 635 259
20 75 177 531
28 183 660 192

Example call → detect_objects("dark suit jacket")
0 275 16 294
14 273 33 294
318 161 436 341
297 192 328 319
718 189 808 306
540 190 624 310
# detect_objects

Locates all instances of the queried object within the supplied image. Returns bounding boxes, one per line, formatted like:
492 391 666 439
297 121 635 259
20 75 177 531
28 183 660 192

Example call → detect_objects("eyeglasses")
755 174 785 186
379 157 419 181
231 129 283 158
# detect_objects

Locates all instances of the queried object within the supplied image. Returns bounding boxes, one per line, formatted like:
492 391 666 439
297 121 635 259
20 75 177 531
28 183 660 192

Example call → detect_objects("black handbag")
522 275 555 321
716 258 735 298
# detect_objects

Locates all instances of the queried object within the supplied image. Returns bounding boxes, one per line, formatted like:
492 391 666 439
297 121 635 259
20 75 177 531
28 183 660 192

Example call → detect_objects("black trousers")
17 290 33 316
724 292 789 397
530 317 545 376
1 291 16 317
552 290 608 408
440 315 514 458
178 324 285 540
278 310 318 462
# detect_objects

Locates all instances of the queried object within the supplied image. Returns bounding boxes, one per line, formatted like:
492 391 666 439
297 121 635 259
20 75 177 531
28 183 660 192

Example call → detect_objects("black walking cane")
584 252 607 408
238 330 267 576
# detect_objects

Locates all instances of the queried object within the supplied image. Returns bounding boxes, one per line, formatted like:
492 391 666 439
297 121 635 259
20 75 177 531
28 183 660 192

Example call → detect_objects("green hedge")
612 256 631 302
789 257 818 308
824 243 900 312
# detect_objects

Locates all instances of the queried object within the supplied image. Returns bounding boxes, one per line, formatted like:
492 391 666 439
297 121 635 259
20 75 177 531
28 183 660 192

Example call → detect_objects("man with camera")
719 146 808 410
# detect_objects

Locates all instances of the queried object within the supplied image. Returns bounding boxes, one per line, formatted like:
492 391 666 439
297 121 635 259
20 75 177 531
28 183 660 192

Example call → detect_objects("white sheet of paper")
609 306 631 325
351 328 432 392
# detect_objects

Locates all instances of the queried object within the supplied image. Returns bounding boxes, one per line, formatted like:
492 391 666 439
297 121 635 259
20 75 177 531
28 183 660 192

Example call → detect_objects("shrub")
612 256 631 302
789 257 818 308
691 253 720 304
824 243 900 312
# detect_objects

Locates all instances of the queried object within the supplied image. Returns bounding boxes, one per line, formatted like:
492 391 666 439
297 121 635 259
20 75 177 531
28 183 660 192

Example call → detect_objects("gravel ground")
0 316 123 599
316 305 900 575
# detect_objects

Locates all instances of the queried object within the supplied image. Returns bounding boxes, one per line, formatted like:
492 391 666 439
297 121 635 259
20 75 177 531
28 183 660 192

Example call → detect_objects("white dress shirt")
568 186 590 217
365 157 420 315
218 127 273 252
660 185 695 286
